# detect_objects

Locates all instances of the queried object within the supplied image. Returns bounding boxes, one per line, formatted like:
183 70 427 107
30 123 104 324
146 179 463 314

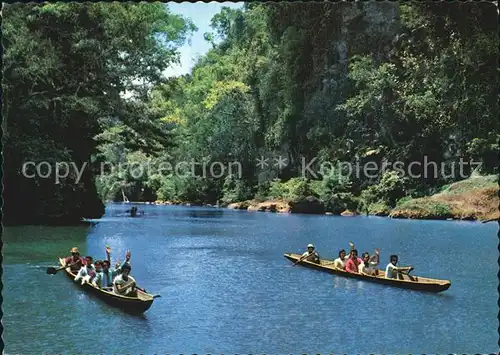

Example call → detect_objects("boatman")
301 244 320 264
385 255 413 279
64 247 84 273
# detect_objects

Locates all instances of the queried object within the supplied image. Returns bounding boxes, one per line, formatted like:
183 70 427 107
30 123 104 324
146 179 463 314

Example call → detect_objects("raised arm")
113 251 131 275
345 242 355 260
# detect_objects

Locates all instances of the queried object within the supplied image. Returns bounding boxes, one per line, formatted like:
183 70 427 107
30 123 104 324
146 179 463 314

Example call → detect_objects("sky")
164 2 244 77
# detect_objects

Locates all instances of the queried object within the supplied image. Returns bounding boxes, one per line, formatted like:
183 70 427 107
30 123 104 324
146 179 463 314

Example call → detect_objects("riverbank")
153 200 218 208
222 175 498 222
390 175 498 221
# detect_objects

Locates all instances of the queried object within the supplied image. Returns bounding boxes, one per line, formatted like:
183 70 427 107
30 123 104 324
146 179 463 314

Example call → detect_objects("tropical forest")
3 1 498 225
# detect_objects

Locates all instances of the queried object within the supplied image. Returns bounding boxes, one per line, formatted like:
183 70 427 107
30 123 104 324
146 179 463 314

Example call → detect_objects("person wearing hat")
301 244 320 264
64 247 84 273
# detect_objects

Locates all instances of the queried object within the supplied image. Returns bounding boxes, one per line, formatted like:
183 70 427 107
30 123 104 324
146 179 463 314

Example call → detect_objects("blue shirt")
93 261 128 288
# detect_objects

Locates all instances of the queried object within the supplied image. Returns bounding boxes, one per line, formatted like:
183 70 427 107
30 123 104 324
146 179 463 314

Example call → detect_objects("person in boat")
91 260 103 287
74 256 97 285
385 255 413 279
301 244 320 264
106 246 131 274
358 252 376 276
64 247 84 273
345 241 356 257
368 248 380 271
93 249 131 289
345 249 363 273
333 249 349 269
113 264 137 297
125 206 140 217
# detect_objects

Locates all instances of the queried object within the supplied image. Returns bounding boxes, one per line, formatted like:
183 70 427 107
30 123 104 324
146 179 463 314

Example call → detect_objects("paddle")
398 267 416 281
322 261 340 268
291 252 317 267
137 287 162 299
46 261 80 275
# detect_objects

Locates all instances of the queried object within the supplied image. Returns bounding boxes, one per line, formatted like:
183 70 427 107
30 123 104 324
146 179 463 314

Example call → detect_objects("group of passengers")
300 243 413 279
64 246 137 296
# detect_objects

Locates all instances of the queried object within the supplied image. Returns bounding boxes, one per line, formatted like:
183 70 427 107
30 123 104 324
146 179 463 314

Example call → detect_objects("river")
3 203 498 354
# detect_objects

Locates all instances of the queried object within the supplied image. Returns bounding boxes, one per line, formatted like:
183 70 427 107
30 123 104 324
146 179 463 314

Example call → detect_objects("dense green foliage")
3 2 498 223
125 2 497 211
2 3 194 224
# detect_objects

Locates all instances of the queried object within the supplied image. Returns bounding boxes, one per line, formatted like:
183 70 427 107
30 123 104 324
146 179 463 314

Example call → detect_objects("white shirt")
113 273 136 295
333 257 345 269
385 263 398 278
358 261 366 273
74 264 95 283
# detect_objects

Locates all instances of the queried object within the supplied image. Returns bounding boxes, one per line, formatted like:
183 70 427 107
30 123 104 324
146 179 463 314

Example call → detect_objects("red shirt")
64 256 84 272
345 257 362 273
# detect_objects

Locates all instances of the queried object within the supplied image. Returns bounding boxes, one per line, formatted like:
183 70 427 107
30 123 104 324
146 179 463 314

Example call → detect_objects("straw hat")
70 247 79 254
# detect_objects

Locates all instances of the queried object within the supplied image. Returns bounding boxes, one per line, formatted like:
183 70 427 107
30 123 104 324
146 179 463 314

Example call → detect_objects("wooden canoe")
284 253 451 293
59 258 155 314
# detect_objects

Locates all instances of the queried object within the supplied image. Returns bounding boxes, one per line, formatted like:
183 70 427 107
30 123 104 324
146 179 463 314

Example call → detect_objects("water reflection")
332 275 364 293
3 204 497 353
3 225 88 264
186 209 225 219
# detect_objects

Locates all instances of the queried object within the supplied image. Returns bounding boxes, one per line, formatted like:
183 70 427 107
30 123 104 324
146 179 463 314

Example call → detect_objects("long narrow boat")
284 253 451 293
59 258 155 313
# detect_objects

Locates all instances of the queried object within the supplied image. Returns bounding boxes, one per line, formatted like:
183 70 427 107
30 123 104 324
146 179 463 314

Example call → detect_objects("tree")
2 3 194 224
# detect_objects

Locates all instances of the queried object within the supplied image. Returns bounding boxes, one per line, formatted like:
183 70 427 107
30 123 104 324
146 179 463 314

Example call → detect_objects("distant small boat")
81 217 101 224
284 253 451 293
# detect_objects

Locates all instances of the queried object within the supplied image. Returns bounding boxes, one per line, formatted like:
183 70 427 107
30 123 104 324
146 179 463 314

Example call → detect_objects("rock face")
372 210 389 217
340 209 358 216
227 201 251 210
247 200 290 213
289 196 326 214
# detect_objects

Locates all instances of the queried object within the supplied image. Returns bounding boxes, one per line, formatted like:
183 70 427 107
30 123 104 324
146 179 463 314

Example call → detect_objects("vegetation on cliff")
3 2 498 224
101 2 497 213
391 175 498 220
221 174 497 221
2 3 194 224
